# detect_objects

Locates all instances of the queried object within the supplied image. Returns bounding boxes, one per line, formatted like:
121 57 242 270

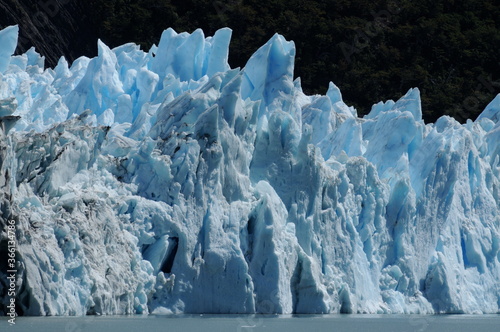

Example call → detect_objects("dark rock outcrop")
0 0 95 67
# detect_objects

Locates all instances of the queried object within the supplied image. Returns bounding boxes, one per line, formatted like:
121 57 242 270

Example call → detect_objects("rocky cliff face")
0 0 93 67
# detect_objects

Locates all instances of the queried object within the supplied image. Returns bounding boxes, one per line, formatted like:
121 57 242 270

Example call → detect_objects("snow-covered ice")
0 25 499 315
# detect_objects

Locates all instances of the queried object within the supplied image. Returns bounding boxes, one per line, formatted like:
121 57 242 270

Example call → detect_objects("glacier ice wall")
0 25 499 315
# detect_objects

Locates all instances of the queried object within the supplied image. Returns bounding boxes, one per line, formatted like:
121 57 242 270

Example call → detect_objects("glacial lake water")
2 314 499 331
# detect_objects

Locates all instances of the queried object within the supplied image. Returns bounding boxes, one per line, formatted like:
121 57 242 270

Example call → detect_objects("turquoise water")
1 314 499 331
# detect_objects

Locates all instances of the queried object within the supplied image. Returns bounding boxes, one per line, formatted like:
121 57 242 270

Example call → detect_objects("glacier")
0 25 499 315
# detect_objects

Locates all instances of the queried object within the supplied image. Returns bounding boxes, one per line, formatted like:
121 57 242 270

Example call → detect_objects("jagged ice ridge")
0 25 499 315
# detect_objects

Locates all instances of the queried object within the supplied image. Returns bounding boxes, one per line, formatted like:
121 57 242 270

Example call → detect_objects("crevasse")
0 25 499 315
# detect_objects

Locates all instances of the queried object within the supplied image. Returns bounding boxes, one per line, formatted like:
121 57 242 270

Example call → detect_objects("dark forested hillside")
1 0 499 123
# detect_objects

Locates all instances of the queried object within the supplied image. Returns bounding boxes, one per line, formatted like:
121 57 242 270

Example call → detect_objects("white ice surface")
0 25 499 315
